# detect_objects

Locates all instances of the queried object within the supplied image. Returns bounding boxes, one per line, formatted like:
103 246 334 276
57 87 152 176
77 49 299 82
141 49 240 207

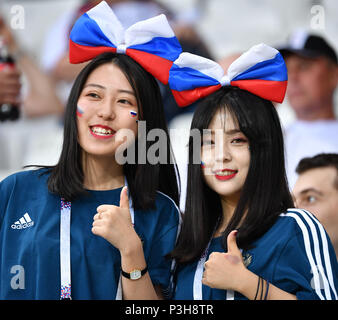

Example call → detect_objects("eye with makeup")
231 137 248 145
118 98 133 106
85 91 101 99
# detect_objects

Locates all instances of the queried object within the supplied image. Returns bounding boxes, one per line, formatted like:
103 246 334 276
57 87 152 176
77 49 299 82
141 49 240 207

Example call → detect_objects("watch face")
130 270 141 280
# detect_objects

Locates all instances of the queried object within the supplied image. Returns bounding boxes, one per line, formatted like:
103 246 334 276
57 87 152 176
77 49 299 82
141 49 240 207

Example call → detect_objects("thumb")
227 230 241 256
119 186 129 209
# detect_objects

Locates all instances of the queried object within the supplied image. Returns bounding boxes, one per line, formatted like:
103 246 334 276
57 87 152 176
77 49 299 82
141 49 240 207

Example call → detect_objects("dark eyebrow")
83 84 135 96
225 129 242 135
202 128 242 137
84 83 106 90
117 89 135 96
299 188 323 196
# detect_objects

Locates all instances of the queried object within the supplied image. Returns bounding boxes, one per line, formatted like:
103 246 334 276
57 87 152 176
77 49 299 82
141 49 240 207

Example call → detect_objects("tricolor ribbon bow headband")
69 2 287 106
69 1 182 84
168 43 288 106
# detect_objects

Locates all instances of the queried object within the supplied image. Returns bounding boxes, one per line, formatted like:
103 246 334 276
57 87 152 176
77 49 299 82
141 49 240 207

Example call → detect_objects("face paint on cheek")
201 156 213 176
76 105 84 117
130 111 137 119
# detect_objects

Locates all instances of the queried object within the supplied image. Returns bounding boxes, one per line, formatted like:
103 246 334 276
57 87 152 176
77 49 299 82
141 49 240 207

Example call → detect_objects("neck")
82 152 124 190
214 194 240 237
296 101 335 121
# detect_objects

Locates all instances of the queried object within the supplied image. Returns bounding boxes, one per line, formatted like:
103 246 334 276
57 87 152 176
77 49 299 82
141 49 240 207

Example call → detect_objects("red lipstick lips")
214 169 238 181
89 124 116 140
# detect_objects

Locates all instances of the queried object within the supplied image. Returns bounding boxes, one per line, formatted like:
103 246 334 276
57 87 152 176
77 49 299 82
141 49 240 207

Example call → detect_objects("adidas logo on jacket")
11 213 34 230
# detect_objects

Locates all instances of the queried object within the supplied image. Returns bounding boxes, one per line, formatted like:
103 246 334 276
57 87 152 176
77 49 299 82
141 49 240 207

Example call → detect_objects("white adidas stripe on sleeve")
292 209 337 299
281 209 337 300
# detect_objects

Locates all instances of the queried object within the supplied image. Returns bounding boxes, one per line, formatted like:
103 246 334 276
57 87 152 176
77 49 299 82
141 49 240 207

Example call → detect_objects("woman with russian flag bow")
168 44 338 300
0 1 182 300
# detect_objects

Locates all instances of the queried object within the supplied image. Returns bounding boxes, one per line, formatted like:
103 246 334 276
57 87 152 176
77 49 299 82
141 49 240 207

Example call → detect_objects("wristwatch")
121 266 148 280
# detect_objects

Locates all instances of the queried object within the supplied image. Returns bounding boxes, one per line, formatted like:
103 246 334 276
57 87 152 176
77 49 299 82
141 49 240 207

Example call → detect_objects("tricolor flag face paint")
76 105 84 117
130 111 137 118
168 43 288 107
69 1 182 85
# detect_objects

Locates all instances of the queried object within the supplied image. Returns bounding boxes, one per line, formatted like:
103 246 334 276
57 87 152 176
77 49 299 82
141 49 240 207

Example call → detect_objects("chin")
289 99 312 113
211 184 241 198
82 146 116 158
218 190 241 199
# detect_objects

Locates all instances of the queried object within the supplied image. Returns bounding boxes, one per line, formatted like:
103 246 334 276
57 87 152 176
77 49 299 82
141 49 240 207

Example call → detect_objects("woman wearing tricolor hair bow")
169 44 338 300
0 2 181 299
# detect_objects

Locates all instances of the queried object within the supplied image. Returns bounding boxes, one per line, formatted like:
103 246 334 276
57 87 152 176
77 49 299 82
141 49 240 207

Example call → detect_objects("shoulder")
270 208 325 243
155 191 180 211
279 208 323 236
273 209 338 300
256 208 328 254
273 208 337 272
278 208 336 254
0 168 50 194
0 169 52 224
154 191 181 223
1 168 46 184
134 191 181 228
133 191 181 243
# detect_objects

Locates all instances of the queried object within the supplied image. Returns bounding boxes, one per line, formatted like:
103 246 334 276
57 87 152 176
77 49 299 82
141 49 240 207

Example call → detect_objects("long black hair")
43 52 180 209
170 87 294 263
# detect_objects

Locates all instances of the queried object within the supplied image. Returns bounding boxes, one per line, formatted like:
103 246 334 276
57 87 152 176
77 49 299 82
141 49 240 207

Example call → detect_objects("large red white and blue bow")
69 1 182 84
168 43 288 106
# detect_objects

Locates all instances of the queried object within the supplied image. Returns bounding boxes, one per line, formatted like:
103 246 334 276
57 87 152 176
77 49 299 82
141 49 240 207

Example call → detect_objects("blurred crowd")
0 0 337 255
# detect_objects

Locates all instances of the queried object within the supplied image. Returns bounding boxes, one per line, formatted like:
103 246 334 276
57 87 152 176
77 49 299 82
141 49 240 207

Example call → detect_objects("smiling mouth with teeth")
90 125 116 139
215 170 237 176
214 169 238 181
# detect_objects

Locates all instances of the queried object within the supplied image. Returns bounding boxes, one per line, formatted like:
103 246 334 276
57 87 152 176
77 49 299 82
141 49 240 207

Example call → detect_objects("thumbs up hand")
92 186 140 252
202 230 248 291
119 185 130 210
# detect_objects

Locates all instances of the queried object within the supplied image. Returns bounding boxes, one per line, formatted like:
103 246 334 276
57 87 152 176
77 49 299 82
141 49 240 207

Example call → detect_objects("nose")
97 99 115 120
214 133 231 162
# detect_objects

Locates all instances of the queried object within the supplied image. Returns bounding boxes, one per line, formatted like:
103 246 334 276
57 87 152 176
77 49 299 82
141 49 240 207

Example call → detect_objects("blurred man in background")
280 31 338 188
293 153 338 259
